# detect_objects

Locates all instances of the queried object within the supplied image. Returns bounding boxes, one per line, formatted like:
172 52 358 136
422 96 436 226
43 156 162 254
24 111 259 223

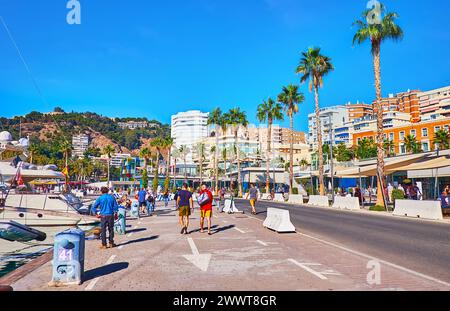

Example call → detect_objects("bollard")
49 228 85 287
114 207 126 235
131 202 140 218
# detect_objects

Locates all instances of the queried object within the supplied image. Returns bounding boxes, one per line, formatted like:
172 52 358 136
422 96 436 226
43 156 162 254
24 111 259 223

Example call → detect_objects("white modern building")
171 110 210 163
72 134 89 158
308 106 349 150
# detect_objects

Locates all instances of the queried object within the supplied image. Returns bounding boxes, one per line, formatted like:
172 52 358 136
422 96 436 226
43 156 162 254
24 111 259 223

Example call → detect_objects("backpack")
197 192 211 206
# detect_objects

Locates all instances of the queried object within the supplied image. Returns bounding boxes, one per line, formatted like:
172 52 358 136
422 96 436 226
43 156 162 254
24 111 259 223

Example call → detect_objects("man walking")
177 183 194 234
245 183 258 215
137 188 147 214
199 184 214 235
92 187 120 249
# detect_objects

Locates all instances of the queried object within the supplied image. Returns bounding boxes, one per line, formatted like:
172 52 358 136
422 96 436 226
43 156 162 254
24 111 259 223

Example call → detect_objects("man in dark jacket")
92 187 120 249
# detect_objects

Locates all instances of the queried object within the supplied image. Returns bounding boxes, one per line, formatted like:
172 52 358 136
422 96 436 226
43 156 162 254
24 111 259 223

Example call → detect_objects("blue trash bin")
115 207 126 235
50 228 85 286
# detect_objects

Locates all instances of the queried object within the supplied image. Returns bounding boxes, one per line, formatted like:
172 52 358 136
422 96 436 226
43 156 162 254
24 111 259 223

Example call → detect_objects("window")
422 128 428 137
389 133 394 141
422 142 430 152
410 129 416 137
383 134 387 140
445 125 449 132
400 144 406 154
399 131 405 140
435 126 441 133
357 138 361 143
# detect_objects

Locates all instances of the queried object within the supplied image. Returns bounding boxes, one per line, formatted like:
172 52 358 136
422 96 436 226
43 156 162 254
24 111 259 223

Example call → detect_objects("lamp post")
322 112 336 204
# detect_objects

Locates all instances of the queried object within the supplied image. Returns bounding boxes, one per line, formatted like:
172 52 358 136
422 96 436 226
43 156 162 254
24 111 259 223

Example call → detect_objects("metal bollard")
49 228 85 286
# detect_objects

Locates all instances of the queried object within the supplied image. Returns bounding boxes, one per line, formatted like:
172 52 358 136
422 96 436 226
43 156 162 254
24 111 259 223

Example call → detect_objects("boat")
0 221 46 242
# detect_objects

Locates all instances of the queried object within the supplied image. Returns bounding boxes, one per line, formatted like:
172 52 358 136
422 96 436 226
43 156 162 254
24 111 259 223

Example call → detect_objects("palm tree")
296 47 333 196
207 108 223 194
257 97 284 194
150 137 166 191
383 139 396 157
210 145 216 190
433 129 450 150
223 108 248 197
59 141 72 168
102 145 115 187
163 137 174 191
195 143 206 186
404 135 421 154
178 145 190 183
277 84 305 195
353 4 403 207
300 159 309 169
140 147 151 188
221 147 228 188
171 148 181 189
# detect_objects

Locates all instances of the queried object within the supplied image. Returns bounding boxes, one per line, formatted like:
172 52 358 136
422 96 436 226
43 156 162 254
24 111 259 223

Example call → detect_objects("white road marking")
234 227 245 234
134 225 138 229
287 259 341 280
85 255 116 291
187 237 199 255
245 208 450 288
118 245 124 250
223 220 228 223
256 240 268 246
138 221 142 225
127 233 133 238
299 232 450 288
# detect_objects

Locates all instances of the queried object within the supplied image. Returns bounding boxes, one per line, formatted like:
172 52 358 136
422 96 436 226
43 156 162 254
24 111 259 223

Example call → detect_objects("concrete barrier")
274 193 285 202
307 195 329 207
288 194 304 204
393 200 444 220
223 199 241 214
332 196 360 210
263 208 296 233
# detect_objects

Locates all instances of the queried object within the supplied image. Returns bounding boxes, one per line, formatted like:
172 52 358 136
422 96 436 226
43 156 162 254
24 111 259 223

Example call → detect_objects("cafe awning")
387 156 450 172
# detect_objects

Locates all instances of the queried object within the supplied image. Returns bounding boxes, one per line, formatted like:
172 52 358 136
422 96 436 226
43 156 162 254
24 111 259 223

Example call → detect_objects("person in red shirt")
199 184 214 235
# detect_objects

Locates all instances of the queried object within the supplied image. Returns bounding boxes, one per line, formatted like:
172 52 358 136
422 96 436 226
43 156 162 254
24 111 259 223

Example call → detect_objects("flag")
17 171 24 186
62 166 69 177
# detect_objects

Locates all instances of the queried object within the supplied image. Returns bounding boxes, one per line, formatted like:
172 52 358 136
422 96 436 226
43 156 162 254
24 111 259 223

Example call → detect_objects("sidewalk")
10 203 449 291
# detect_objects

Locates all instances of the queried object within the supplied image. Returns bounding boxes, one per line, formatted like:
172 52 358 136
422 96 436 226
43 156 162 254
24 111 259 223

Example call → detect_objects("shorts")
200 209 212 218
250 199 257 207
139 201 147 207
179 205 191 217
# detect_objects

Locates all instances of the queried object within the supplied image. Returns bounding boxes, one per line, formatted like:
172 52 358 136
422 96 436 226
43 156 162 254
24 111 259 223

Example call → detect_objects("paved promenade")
9 202 450 291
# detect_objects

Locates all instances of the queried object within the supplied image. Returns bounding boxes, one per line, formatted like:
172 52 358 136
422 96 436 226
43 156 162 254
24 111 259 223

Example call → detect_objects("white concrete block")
263 208 296 233
288 194 304 204
332 196 360 210
307 195 329 207
393 200 443 220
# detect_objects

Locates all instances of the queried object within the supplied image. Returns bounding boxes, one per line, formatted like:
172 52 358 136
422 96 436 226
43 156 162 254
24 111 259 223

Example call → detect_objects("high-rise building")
72 134 89 158
346 102 373 122
308 106 349 150
171 110 209 163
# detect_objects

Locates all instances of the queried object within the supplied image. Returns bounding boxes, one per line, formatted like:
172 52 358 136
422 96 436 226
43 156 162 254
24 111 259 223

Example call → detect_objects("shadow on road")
126 228 147 234
119 235 159 247
84 262 129 282
212 224 235 235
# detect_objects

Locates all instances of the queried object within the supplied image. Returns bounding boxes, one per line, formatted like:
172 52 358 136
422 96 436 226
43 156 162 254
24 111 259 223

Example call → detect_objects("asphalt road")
234 199 450 284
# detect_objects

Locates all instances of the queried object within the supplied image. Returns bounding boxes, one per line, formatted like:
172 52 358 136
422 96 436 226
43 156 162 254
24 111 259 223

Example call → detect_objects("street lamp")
322 112 337 204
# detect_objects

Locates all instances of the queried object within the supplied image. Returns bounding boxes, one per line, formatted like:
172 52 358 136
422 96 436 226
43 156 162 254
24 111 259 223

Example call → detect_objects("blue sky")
0 0 449 132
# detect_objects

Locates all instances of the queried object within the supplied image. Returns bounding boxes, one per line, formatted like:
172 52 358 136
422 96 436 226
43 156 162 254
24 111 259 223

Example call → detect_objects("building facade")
117 121 149 130
171 110 209 163
72 134 89 158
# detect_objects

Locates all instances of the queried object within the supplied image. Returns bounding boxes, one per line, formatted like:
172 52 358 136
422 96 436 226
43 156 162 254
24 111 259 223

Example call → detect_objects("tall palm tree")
178 145 190 183
196 143 206 186
257 97 284 194
433 129 450 150
150 137 166 191
277 84 305 195
140 147 151 188
353 5 403 207
210 145 216 190
28 144 38 165
223 108 248 197
171 148 181 189
207 108 223 194
221 147 228 188
102 145 115 187
163 137 174 191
